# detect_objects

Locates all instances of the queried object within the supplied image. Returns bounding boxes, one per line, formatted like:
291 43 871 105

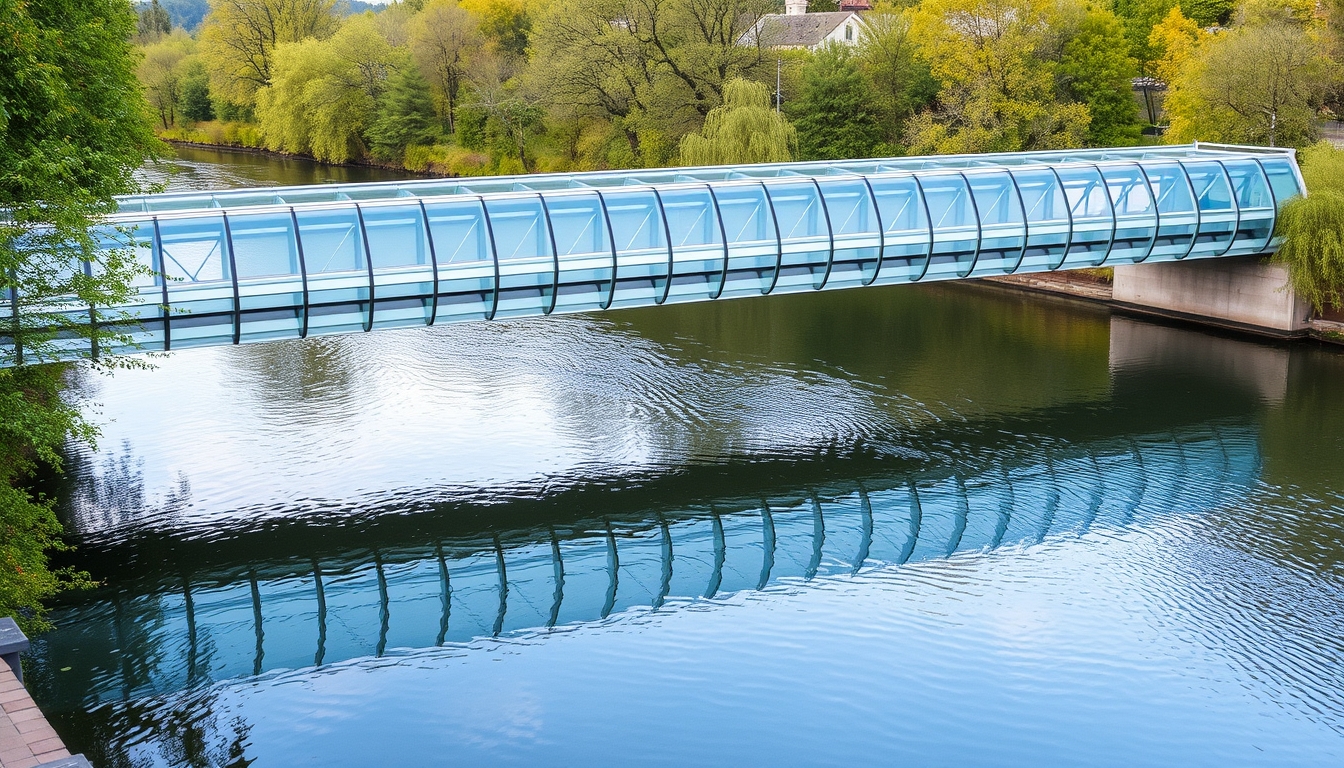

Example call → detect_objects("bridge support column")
1112 256 1312 336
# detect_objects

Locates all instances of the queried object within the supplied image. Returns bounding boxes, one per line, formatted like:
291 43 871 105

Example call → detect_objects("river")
26 144 1344 766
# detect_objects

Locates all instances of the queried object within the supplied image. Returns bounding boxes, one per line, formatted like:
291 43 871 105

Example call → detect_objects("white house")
743 1 870 52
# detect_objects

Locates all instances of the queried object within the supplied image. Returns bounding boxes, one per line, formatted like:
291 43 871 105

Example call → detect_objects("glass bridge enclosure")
2 144 1306 361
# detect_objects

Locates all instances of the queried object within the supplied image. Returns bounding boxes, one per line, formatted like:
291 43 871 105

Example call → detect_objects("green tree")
409 0 485 134
680 78 796 166
1165 17 1335 146
907 0 1091 154
138 0 173 41
857 8 938 151
199 0 340 107
139 30 195 129
254 14 399 162
369 66 440 161
1 0 158 631
179 58 216 123
1178 0 1232 26
1272 142 1344 311
791 43 883 160
529 0 776 164
1058 8 1142 146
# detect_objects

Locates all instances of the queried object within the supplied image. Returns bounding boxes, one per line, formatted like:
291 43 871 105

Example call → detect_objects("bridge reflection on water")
37 419 1258 710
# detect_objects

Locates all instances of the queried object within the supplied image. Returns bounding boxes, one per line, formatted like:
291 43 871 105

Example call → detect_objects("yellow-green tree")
679 79 796 166
1164 13 1335 146
410 0 485 133
254 14 400 162
199 0 339 106
906 0 1091 154
139 30 196 128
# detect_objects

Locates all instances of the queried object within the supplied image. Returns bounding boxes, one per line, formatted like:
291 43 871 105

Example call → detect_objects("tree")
409 0 484 134
858 8 938 150
138 0 174 41
460 0 531 61
791 43 883 160
529 0 776 163
1177 0 1232 27
1164 17 1335 146
179 58 216 122
1273 142 1344 312
906 0 1092 154
1058 8 1142 146
1 0 158 631
680 78 796 165
139 31 195 129
255 14 400 162
199 0 340 106
368 66 440 161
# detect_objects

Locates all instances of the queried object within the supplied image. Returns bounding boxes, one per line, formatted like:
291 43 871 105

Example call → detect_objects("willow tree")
1273 143 1344 312
1 0 158 630
199 0 340 107
679 79 796 166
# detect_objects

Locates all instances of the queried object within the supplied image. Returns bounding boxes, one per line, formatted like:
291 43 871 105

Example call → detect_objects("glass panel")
1097 164 1157 266
88 221 165 355
296 206 369 336
425 199 494 323
919 174 978 281
546 192 612 314
1182 161 1237 259
817 178 880 288
712 183 777 299
228 210 304 342
660 187 725 304
1259 156 1304 205
484 196 554 318
157 215 235 348
764 180 829 292
1223 160 1274 254
867 175 931 285
604 189 670 309
1012 169 1069 272
965 171 1025 276
1141 162 1198 262
363 202 434 330
1055 166 1112 269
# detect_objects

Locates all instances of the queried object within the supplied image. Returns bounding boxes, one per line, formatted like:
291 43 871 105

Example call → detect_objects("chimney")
785 0 807 14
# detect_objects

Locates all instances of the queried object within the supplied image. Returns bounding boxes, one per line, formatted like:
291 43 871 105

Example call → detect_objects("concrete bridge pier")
1112 256 1313 337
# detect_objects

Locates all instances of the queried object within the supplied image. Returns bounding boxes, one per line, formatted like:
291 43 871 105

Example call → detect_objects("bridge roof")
117 143 1302 217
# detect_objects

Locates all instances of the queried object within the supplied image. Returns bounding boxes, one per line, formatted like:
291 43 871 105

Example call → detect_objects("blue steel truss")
2 144 1307 362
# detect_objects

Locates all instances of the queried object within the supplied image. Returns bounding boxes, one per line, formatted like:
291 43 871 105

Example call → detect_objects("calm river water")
25 145 1344 765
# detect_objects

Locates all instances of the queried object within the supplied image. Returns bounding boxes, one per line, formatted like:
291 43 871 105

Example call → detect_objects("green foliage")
368 66 440 161
1178 0 1232 26
0 367 95 635
1058 8 1142 146
791 44 882 160
1273 143 1344 312
457 105 490 150
179 60 216 123
199 0 340 106
1164 18 1335 147
680 79 796 166
907 0 1092 154
0 0 153 631
138 0 173 40
857 9 938 150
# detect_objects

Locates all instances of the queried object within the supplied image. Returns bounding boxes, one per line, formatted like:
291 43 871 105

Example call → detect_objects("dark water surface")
27 148 1344 766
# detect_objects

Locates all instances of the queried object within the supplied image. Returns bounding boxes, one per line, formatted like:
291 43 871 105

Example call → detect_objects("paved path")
0 666 71 768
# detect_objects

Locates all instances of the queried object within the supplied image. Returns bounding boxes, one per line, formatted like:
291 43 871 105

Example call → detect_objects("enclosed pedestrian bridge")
35 419 1257 709
2 144 1305 363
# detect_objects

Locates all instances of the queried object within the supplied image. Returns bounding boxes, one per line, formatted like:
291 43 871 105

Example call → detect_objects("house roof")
758 12 863 48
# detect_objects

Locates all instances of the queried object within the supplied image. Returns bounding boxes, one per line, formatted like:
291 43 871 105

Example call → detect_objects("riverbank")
159 139 448 178
979 271 1344 345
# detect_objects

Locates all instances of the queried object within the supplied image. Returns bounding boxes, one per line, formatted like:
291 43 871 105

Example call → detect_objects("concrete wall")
1112 256 1312 335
